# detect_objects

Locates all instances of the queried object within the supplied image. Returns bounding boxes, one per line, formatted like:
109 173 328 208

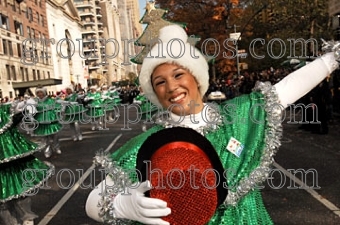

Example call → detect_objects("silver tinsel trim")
0 142 46 164
224 81 283 206
0 161 55 204
93 150 132 224
321 39 340 62
0 102 16 135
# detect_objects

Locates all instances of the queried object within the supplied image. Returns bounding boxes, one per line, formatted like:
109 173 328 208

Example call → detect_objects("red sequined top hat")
136 127 227 225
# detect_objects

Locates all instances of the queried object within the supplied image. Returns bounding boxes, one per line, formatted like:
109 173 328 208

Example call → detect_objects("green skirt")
0 156 54 203
0 128 45 163
32 122 63 136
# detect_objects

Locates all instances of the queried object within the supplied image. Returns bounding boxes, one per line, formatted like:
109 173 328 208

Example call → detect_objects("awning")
12 79 63 96
12 78 63 89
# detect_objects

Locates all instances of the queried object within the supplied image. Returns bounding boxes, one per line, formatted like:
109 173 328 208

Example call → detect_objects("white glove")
113 180 171 225
86 179 171 225
84 97 94 101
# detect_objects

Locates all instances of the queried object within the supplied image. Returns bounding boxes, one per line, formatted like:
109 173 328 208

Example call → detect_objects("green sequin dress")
102 91 121 112
134 94 159 121
62 93 87 122
0 103 54 203
109 83 282 225
32 97 63 137
85 92 105 118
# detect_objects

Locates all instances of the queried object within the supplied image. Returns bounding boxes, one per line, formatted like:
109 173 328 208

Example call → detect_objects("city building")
46 0 86 91
98 0 123 85
0 0 55 98
117 0 142 81
74 0 143 86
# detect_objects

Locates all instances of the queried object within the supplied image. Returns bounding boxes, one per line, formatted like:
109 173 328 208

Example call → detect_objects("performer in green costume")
85 25 340 224
101 85 121 122
85 85 105 130
31 86 63 158
61 85 87 141
0 102 53 225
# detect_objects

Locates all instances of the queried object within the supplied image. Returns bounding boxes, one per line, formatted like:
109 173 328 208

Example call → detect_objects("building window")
0 14 9 30
25 68 29 81
41 15 44 26
11 66 16 80
12 2 16 12
40 50 44 63
47 71 50 78
28 8 33 22
20 67 24 81
44 51 49 64
32 28 35 39
8 41 13 56
37 70 40 79
27 26 31 39
37 13 40 25
34 49 38 61
6 64 10 80
14 21 23 35
33 69 36 80
17 43 22 57
2 39 7 55
9 92 13 99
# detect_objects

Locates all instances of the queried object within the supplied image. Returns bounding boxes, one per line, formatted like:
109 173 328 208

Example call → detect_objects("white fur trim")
90 85 97 90
139 25 209 107
35 87 47 95
66 85 74 92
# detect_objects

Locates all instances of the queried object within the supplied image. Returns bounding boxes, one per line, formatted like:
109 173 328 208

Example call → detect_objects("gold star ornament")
145 1 156 14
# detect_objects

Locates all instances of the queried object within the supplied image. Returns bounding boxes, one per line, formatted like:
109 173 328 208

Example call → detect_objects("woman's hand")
113 180 171 225
86 180 171 225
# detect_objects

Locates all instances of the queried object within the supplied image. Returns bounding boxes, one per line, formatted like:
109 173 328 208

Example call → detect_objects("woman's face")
36 91 45 99
66 88 73 95
151 63 203 115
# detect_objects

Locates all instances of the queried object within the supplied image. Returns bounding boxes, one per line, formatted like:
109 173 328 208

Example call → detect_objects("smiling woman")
85 24 340 225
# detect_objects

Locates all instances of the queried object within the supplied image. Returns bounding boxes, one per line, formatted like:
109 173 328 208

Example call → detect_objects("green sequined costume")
102 91 121 112
109 83 282 225
0 103 54 203
85 92 105 118
134 94 159 121
32 97 63 137
63 93 87 122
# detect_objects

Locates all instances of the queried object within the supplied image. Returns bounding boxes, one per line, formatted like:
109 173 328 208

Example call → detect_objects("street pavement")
22 106 340 225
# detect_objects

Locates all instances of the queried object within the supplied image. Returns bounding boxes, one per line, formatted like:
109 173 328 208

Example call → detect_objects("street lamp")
230 25 241 77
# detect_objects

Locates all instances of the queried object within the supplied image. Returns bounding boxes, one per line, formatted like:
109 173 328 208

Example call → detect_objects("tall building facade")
99 0 123 84
74 0 142 86
329 0 340 40
0 0 54 98
46 0 85 90
117 0 142 80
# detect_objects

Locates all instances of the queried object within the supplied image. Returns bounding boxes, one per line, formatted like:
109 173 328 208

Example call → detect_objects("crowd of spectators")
206 67 340 135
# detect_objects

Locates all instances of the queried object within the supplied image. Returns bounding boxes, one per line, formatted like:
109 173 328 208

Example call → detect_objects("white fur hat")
66 85 74 92
90 85 97 90
35 86 47 95
139 25 209 107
